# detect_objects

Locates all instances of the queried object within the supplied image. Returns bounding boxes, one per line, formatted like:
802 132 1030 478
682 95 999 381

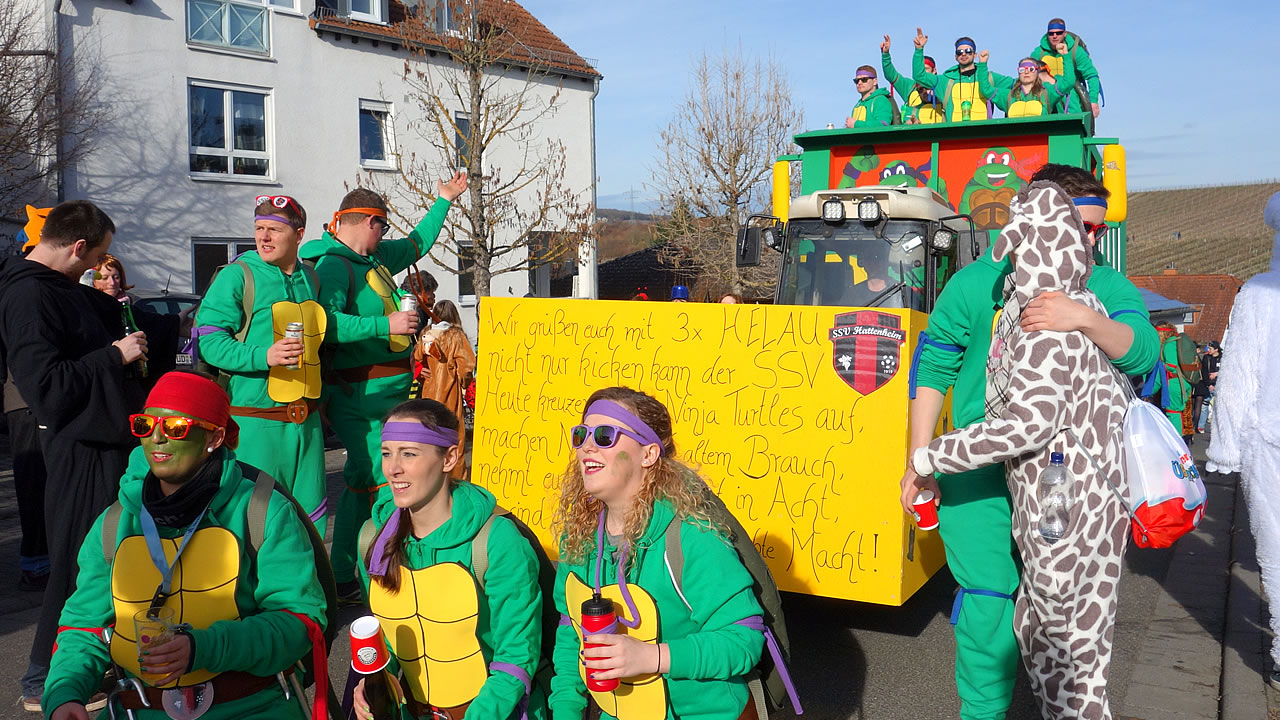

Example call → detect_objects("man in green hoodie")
880 35 945 124
1029 17 1102 118
298 173 466 601
900 164 1159 720
911 29 993 122
195 195 331 535
845 66 897 128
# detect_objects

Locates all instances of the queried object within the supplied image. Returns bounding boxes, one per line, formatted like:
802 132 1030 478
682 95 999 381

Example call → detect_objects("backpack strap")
102 501 123 564
661 516 693 612
471 507 504 590
232 260 255 344
357 519 378 573
243 463 276 556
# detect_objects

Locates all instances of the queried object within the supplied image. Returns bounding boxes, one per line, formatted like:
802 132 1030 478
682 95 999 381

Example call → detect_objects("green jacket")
881 51 945 123
1029 33 1101 105
850 87 896 127
911 48 992 121
298 197 451 370
1159 337 1191 413
912 246 1160 430
44 447 327 718
358 482 543 720
976 61 1067 116
549 500 764 720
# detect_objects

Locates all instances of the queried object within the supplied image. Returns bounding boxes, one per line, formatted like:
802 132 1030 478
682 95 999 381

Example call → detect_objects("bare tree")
650 48 802 296
0 2 108 221
368 0 595 298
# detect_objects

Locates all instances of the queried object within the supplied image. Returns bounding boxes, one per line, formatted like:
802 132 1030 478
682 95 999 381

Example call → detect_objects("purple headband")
855 69 876 79
1072 196 1109 209
1047 22 1066 31
381 421 458 447
1018 61 1039 71
585 400 665 453
255 213 297 227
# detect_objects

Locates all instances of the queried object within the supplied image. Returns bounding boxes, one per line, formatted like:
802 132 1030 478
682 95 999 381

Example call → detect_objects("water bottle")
1038 452 1069 542
961 100 973 121
581 594 619 692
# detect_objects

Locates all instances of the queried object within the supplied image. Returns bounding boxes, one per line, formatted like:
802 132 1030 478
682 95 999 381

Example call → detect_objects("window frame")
185 0 272 56
454 111 472 170
358 99 396 170
347 0 388 24
192 238 258 293
187 79 275 183
457 237 476 306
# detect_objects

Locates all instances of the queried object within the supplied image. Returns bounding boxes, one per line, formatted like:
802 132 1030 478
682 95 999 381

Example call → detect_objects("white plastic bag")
1122 398 1206 548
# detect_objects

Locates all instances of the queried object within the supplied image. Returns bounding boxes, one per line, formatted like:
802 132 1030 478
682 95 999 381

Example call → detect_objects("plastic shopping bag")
1122 398 1206 548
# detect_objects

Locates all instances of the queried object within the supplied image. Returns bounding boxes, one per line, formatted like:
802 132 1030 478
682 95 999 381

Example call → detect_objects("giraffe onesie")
913 181 1130 719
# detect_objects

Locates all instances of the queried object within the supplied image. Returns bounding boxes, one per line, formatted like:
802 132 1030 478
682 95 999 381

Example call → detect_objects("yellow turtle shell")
110 527 241 687
1007 99 1045 118
368 562 487 708
268 300 327 403
565 573 668 720
1041 54 1065 78
948 81 989 121
907 92 944 124
365 265 409 354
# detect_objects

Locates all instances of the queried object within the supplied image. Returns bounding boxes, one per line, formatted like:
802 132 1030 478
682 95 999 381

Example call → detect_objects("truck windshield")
777 219 931 309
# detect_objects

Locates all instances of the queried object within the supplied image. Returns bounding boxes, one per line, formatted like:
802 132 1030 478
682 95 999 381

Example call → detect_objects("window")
189 81 272 178
186 0 270 54
348 0 387 23
359 100 394 169
454 112 472 169
266 0 297 9
457 239 475 302
426 0 461 34
193 239 257 293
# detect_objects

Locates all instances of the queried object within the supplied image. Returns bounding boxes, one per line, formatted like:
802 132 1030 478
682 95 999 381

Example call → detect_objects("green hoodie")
358 482 544 720
912 245 1160 429
549 500 764 720
850 87 897 127
43 446 327 718
881 51 945 123
1029 33 1101 106
911 48 993 121
975 61 1067 117
297 197 452 370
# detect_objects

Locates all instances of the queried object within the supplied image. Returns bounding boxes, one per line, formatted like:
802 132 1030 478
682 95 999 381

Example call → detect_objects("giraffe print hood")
991 181 1095 306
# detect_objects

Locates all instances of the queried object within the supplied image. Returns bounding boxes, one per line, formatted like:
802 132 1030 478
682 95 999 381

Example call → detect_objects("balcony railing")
187 0 270 55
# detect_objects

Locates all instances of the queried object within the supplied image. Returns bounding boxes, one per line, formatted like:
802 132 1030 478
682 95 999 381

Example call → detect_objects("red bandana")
143 372 239 448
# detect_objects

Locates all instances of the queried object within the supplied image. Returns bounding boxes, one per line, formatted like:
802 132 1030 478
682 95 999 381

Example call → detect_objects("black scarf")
142 448 224 527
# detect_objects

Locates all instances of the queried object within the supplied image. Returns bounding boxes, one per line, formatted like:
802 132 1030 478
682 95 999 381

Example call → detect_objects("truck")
472 112 1127 606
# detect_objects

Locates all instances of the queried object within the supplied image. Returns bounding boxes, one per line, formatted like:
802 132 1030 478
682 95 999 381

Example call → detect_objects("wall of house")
60 0 596 339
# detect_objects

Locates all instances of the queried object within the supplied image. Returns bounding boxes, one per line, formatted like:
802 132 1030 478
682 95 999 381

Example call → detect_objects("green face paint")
140 406 213 485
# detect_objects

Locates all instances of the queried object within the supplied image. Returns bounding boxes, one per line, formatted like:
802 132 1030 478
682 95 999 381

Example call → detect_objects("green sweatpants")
233 412 328 538
327 372 411 584
936 463 1021 720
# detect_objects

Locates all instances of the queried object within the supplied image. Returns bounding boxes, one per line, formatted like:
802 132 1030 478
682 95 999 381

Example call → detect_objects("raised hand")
1056 41 1068 54
914 27 928 49
978 50 990 63
438 171 467 202
881 35 891 53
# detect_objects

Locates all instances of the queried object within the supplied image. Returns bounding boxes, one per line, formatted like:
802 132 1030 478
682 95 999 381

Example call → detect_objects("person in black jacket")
0 200 149 711
1194 341 1221 433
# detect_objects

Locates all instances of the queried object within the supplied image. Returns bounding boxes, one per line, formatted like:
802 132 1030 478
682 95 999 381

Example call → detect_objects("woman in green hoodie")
976 53 1067 118
549 387 764 720
353 399 545 720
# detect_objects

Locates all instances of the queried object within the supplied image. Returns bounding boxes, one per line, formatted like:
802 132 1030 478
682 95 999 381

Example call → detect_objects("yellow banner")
473 298 946 605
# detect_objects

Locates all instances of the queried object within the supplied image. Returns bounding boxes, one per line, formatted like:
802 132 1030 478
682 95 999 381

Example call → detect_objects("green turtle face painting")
139 406 214 484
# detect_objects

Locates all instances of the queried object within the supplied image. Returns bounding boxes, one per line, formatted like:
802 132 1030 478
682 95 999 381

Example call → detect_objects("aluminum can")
285 321 304 370
399 294 418 314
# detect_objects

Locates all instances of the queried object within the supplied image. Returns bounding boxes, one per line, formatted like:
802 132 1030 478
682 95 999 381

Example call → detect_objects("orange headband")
331 206 387 231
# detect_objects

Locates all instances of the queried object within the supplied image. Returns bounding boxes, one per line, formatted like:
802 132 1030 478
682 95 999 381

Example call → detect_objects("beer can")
399 294 418 314
285 322 304 370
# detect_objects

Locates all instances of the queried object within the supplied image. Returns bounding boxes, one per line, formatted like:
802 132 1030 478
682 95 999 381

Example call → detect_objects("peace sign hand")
881 35 891 53
914 27 928 49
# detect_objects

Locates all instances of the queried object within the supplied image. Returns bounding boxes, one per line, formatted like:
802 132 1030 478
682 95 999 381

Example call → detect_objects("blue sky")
524 1 1280 210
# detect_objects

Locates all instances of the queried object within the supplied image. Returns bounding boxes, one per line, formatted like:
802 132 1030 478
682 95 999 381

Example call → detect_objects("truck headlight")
931 228 956 251
822 199 845 222
762 226 780 249
857 198 882 222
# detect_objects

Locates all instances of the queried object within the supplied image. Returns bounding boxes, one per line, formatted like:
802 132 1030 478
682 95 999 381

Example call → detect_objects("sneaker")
1270 670 1280 691
336 580 364 607
20 696 39 712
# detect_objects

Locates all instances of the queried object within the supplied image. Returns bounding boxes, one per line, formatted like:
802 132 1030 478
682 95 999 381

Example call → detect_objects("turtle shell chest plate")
110 527 241 687
368 562 487 708
365 265 409 353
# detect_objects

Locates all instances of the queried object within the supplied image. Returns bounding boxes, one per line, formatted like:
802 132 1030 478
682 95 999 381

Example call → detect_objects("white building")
25 0 599 336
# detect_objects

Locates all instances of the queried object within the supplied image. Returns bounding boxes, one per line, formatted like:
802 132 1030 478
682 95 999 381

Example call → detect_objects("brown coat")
414 326 476 478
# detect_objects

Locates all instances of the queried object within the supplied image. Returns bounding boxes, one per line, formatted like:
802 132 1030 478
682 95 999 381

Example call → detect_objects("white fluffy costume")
913 181 1130 719
1208 191 1280 665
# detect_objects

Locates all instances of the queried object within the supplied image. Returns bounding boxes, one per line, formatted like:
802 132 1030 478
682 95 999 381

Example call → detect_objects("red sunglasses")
255 195 303 217
1082 221 1108 241
130 414 220 440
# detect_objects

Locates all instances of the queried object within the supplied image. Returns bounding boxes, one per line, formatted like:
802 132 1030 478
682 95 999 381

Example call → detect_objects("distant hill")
598 208 662 223
597 207 662 262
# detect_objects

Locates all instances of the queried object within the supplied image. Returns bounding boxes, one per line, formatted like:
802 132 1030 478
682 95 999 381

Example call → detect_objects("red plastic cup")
913 490 939 531
581 595 619 692
350 615 390 675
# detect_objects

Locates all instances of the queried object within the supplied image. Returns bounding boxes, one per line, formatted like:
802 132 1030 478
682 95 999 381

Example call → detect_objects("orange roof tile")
1127 272 1243 344
310 0 600 79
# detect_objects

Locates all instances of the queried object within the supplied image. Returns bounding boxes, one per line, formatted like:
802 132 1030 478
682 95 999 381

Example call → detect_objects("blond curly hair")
553 387 723 565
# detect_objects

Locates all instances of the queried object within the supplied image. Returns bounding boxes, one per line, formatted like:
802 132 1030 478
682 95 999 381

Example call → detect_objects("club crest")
829 311 906 395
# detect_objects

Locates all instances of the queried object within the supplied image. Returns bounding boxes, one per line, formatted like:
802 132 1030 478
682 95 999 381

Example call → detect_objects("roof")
1128 272 1243 344
1126 181 1280 282
310 1 600 79
1137 287 1193 315
596 245 685 301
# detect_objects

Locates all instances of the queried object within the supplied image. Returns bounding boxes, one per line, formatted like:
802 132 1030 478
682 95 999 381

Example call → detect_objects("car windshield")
777 219 930 309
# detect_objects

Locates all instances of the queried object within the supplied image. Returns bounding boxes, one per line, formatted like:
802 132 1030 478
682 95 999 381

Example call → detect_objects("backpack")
661 487 801 718
1051 32 1096 114
102 464 340 696
1172 334 1203 385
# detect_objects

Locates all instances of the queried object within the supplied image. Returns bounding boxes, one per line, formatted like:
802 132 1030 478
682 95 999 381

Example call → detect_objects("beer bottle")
121 304 148 379
362 668 399 720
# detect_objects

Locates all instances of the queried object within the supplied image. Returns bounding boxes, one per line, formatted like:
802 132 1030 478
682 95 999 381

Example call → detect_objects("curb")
1221 472 1268 720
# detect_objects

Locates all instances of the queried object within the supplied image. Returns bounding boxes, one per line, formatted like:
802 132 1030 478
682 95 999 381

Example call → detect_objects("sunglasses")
1047 30 1066 36
1018 65 1039 73
1082 221 1108 241
255 195 302 216
569 423 651 450
372 216 391 237
855 77 875 83
956 48 975 56
130 414 221 440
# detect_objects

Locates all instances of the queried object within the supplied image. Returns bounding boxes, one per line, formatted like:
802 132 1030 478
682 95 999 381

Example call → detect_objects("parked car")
131 290 201 367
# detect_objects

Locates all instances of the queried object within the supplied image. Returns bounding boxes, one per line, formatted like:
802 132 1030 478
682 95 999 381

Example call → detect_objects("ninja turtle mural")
879 160 951 202
959 147 1026 238
838 145 880 188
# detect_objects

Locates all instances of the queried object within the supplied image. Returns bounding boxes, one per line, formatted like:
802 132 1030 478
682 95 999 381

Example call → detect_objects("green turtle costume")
911 47 993 122
357 481 546 720
43 446 327 719
881 51 945 124
1029 32 1102 113
909 245 1159 719
298 197 453 586
976 61 1067 118
195 251 331 534
850 87 897 128
549 500 763 720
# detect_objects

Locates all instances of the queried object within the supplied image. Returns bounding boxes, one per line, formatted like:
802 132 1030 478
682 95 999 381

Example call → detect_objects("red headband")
143 372 239 448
